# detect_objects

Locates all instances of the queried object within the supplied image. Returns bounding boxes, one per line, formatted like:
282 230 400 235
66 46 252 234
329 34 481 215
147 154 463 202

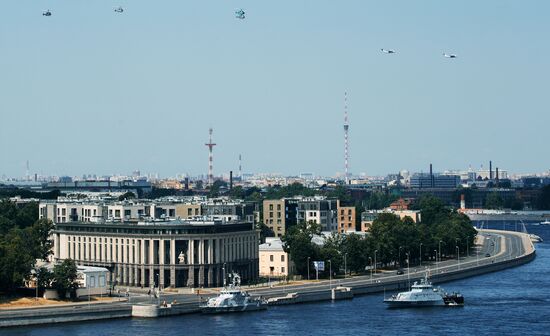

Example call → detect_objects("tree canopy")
0 200 54 291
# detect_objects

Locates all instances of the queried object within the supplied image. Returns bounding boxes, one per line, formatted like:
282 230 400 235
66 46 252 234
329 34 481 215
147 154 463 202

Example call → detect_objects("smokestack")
495 167 499 186
429 163 434 188
230 171 233 190
489 161 493 180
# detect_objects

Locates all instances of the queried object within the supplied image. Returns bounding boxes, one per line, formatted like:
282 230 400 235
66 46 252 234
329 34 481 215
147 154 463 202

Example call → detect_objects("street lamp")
405 252 410 289
222 262 226 287
328 260 332 290
419 243 423 267
455 246 460 270
433 250 437 270
398 246 403 268
438 241 444 265
374 250 378 276
368 257 373 283
344 253 348 278
307 257 310 281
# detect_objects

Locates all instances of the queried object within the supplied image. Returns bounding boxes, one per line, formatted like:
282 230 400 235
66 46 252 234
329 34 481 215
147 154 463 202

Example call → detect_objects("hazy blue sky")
1 1 549 178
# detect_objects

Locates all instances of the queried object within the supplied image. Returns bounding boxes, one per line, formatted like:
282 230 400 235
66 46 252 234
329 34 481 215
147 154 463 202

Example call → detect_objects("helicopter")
114 6 124 13
42 10 52 17
443 53 457 58
235 9 245 19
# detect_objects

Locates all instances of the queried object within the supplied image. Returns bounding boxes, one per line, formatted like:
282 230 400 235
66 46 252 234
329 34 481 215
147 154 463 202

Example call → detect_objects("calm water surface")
4 222 549 336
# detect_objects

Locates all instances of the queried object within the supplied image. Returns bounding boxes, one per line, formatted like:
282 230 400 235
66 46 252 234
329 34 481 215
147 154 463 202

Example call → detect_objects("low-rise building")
258 238 293 277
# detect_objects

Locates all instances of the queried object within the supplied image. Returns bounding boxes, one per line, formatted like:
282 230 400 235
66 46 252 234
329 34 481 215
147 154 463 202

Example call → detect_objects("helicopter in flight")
114 6 124 13
42 10 52 17
235 9 245 19
443 53 457 58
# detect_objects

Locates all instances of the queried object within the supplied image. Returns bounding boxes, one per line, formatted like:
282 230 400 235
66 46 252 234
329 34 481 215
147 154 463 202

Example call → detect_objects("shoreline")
0 229 536 328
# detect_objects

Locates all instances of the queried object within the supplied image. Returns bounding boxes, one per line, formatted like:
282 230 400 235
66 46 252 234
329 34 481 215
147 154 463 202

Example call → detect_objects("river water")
4 222 550 336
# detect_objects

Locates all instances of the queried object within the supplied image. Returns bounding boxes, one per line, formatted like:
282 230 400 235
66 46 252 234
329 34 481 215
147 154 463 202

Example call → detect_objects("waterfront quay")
0 229 535 327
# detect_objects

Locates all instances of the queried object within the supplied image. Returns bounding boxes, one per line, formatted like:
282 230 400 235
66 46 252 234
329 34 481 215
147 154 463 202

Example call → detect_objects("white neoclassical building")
52 217 259 288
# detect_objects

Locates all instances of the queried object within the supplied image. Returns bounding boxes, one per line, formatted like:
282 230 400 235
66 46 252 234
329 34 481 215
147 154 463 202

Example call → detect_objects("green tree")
31 219 55 261
281 221 321 277
341 233 371 274
0 228 37 290
52 259 79 300
36 267 54 291
485 192 504 209
319 233 344 277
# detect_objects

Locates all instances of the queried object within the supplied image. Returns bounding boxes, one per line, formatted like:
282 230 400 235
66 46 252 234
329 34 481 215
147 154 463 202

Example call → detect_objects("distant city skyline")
1 1 549 177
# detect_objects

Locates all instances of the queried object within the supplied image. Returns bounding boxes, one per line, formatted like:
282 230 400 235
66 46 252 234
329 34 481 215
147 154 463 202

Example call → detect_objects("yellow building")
259 238 293 277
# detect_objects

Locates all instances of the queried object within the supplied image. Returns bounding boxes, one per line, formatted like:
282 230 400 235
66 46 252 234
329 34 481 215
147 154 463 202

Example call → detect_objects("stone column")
170 239 176 288
149 239 155 287
159 239 165 288
140 239 145 288
187 240 194 287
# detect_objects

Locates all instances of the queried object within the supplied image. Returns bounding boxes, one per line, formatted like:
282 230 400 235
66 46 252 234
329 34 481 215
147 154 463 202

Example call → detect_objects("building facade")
258 238 293 277
262 199 298 237
52 217 259 288
297 197 339 232
337 206 356 233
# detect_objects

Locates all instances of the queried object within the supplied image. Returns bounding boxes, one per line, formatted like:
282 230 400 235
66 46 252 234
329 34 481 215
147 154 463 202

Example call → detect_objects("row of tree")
281 195 477 278
0 200 54 291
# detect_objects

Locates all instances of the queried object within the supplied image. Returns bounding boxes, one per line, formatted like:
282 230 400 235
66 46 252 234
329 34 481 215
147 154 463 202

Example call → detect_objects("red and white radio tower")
205 128 217 186
343 92 350 184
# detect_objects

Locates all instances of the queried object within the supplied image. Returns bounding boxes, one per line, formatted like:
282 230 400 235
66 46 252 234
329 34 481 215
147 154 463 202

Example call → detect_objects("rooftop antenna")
205 128 217 186
343 92 350 184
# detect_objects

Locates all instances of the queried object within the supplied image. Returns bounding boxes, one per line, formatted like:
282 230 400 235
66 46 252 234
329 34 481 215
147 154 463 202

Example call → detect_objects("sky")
1 1 549 178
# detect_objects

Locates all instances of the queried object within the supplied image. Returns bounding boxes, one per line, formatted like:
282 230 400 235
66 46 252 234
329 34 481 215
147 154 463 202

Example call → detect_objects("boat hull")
201 303 267 314
384 299 445 308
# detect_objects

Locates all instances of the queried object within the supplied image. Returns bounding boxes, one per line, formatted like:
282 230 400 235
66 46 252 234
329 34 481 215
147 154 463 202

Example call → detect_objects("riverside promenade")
0 229 536 327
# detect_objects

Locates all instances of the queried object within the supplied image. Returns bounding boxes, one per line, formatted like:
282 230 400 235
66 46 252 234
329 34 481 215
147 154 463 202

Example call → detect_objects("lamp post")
438 241 443 266
405 252 410 289
419 243 423 267
307 257 310 281
433 250 437 270
328 260 332 290
222 262 226 287
398 246 403 269
344 253 348 278
368 257 373 283
155 273 160 306
374 250 378 277
35 269 39 301
455 246 460 270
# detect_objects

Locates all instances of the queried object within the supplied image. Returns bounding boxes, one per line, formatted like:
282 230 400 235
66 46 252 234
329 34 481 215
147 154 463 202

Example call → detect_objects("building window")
281 267 285 273
270 255 274 262
281 255 285 262
269 204 273 210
